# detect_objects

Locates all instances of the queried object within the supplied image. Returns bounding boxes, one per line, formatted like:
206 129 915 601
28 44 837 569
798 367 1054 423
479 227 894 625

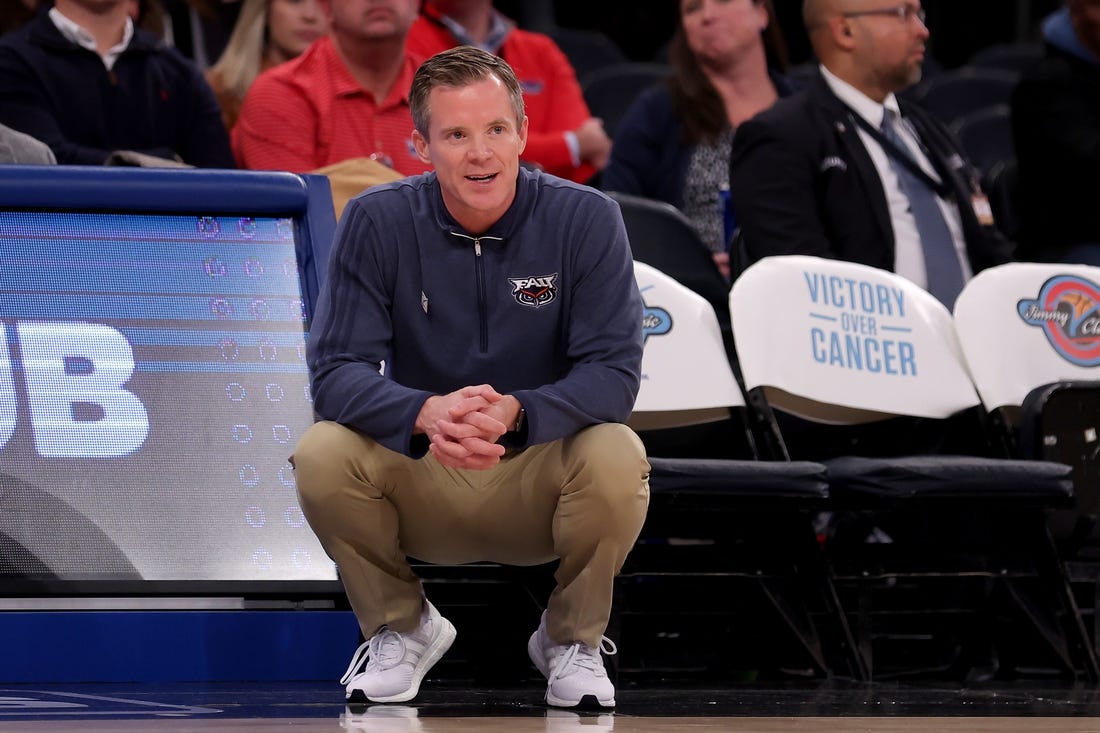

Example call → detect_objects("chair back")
609 191 734 365
953 262 1100 414
729 255 980 424
580 62 670 138
947 104 1013 178
546 27 627 80
968 41 1043 74
908 66 1019 127
630 261 744 430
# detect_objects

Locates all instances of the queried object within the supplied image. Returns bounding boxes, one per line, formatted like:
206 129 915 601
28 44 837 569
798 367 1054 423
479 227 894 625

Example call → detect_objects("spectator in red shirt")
405 0 609 183
232 0 430 176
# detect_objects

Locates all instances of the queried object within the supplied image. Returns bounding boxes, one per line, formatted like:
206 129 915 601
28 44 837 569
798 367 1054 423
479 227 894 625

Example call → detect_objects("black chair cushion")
647 457 829 500
823 454 1073 504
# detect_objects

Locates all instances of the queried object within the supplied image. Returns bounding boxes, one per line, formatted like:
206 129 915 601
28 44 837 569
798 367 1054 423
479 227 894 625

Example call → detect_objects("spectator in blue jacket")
0 0 233 167
1011 0 1100 264
291 46 649 710
601 0 792 280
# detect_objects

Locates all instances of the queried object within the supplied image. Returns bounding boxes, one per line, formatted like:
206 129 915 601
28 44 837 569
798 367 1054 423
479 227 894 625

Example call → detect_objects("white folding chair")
729 255 1092 681
955 262 1100 644
622 261 864 680
953 261 1100 431
630 260 742 431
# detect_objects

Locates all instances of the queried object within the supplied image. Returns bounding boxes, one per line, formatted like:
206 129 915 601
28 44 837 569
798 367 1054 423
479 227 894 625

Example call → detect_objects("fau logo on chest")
509 273 559 308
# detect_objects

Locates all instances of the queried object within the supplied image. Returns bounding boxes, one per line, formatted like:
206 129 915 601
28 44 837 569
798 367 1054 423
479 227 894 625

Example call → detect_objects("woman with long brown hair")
602 0 792 279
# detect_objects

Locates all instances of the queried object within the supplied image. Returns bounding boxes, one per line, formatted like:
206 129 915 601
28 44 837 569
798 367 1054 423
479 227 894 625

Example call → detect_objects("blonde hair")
207 0 270 107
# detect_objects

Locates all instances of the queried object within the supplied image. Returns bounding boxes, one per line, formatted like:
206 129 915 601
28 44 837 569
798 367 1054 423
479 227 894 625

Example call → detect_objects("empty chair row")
626 255 1100 682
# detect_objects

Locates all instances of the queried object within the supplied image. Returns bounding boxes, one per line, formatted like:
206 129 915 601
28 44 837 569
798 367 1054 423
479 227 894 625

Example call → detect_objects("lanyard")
845 108 953 198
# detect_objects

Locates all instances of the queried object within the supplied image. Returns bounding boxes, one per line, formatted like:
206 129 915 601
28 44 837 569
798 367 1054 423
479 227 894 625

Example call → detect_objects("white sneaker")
527 611 617 709
341 601 456 704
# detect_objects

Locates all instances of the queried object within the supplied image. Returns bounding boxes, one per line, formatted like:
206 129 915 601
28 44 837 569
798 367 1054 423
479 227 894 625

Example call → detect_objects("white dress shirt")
820 65 972 290
49 7 134 72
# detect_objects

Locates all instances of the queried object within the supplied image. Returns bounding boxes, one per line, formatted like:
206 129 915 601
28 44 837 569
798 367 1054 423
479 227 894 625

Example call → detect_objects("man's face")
412 75 528 234
1071 0 1100 58
325 0 418 42
844 1 930 94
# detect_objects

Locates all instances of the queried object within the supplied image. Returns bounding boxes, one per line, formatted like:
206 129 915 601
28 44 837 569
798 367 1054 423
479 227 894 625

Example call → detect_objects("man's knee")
566 423 650 500
292 421 367 505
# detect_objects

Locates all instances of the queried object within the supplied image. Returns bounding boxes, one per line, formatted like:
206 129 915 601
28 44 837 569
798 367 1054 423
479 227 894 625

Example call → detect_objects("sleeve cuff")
564 131 580 168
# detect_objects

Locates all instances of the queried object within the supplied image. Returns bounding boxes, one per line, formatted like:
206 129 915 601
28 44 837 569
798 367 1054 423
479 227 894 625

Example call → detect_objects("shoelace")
547 636 617 685
339 629 406 684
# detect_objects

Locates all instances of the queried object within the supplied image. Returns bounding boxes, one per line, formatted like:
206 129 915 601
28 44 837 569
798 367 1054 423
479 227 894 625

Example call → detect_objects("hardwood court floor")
2 680 1100 732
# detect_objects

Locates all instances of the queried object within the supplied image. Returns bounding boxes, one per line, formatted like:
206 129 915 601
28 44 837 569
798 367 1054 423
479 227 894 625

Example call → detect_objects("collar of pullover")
428 167 542 245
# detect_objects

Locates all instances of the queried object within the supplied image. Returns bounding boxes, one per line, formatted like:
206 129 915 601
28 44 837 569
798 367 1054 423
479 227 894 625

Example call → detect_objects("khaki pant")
292 420 650 648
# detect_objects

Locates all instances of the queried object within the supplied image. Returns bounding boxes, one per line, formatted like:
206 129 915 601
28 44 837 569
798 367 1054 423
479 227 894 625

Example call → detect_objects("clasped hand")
416 384 520 470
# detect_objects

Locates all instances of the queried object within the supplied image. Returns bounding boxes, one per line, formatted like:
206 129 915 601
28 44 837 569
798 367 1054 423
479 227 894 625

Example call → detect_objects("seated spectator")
233 0 429 176
602 0 792 280
206 0 327 130
729 0 1011 307
405 0 608 183
0 121 54 163
0 0 234 167
1011 0 1100 265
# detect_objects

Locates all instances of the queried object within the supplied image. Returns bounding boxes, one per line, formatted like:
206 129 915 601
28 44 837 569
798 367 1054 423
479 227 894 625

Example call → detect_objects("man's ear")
831 16 857 51
412 129 431 165
516 115 529 156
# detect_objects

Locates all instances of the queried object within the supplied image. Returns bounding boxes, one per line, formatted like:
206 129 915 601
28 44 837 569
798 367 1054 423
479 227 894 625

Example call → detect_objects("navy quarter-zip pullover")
308 167 644 457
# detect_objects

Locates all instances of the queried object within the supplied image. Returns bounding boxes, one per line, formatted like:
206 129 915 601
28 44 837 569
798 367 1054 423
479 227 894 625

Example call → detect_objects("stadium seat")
947 104 1013 179
620 261 865 680
608 192 734 373
968 41 1044 74
729 254 1094 681
546 26 628 80
954 262 1100 564
907 66 1020 127
580 62 670 139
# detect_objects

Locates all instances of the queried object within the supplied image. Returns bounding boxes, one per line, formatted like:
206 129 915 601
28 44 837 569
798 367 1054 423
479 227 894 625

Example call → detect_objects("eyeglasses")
842 4 926 24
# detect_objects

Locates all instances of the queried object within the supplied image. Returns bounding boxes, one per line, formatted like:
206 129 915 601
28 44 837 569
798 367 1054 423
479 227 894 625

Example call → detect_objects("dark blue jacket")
1010 9 1100 260
308 168 644 457
601 72 794 208
0 10 233 167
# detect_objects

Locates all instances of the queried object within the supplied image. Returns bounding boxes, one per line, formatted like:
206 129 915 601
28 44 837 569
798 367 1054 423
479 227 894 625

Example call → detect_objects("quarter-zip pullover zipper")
448 231 504 353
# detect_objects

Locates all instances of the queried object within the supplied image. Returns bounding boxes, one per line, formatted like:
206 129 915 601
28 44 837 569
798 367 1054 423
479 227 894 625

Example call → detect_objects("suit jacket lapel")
898 104 968 205
900 102 984 248
810 76 895 249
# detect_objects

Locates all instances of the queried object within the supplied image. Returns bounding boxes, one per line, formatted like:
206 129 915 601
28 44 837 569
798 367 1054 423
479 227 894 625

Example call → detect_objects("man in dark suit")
728 0 1012 306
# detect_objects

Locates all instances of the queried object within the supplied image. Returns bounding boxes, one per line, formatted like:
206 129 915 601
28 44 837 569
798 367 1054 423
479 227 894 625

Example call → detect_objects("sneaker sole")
546 691 616 709
355 616 457 705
